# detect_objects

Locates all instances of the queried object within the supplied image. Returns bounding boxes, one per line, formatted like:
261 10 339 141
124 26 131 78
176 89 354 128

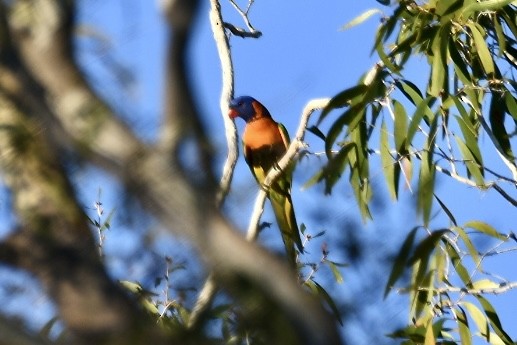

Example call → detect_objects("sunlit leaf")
504 91 517 121
467 22 495 77
462 301 490 340
453 225 480 267
429 25 449 96
453 307 472 345
341 8 383 30
445 240 472 288
471 279 501 291
424 319 435 345
462 0 515 18
464 220 507 240
394 99 408 153
407 96 435 144
396 79 423 106
325 260 344 284
455 135 485 185
476 295 513 344
381 120 399 199
455 114 483 166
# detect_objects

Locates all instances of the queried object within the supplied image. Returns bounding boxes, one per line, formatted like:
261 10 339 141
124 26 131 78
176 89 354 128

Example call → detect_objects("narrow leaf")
341 8 382 30
394 99 408 153
467 22 495 77
464 221 507 240
476 295 513 344
384 227 418 298
434 194 457 226
424 319 435 345
453 307 472 345
381 120 398 199
462 301 490 340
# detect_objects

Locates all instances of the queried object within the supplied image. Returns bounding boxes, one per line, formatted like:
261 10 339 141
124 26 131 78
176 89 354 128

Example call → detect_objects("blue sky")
1 1 516 344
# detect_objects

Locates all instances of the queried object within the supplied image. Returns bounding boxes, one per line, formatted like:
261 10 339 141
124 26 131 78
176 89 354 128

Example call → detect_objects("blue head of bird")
228 96 260 122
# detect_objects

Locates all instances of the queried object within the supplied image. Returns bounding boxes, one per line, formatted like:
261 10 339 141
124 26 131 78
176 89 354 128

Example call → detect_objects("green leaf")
471 279 501 291
304 280 343 325
449 37 472 86
394 99 408 153
467 22 495 77
493 14 507 57
504 91 517 122
462 0 515 18
409 229 449 265
434 194 457 226
321 143 355 194
417 118 437 226
407 96 435 143
384 227 419 297
462 301 490 340
464 220 507 240
476 295 513 344
319 84 369 124
445 240 472 288
429 25 449 97
325 260 344 284
453 307 472 345
306 125 326 141
455 114 483 166
325 104 366 156
453 225 481 267
341 8 382 30
424 319 435 345
381 120 399 200
396 79 423 106
376 34 401 74
455 135 485 185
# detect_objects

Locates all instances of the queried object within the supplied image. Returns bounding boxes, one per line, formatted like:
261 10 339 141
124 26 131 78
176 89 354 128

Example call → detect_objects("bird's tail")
270 190 303 268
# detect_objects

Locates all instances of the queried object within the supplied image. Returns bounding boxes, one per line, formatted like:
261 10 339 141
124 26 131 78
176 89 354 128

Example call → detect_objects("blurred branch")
161 0 216 185
0 91 154 344
3 1 343 344
0 315 50 345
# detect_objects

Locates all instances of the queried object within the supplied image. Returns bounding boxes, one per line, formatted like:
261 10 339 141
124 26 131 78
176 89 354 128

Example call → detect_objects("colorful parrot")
228 95 303 267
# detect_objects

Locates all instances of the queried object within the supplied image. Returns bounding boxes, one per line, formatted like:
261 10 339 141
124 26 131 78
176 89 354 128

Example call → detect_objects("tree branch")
210 0 238 206
4 1 343 344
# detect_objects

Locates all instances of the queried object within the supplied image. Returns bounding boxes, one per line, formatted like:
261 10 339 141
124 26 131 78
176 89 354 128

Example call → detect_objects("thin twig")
189 0 236 328
396 281 517 295
228 0 261 37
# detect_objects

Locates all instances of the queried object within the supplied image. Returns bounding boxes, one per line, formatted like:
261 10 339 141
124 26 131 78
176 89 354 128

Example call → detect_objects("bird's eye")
237 102 243 107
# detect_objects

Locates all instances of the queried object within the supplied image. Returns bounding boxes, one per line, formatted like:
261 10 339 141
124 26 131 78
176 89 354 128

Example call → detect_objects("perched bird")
229 96 303 267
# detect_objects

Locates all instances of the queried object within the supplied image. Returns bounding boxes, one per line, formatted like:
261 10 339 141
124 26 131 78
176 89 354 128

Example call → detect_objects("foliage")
308 0 517 343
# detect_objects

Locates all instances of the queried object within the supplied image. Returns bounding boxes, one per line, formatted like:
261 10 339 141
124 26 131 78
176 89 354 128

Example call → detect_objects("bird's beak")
228 107 239 119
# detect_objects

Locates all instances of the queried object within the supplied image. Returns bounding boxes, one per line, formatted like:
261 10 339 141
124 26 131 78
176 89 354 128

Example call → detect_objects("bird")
228 95 303 267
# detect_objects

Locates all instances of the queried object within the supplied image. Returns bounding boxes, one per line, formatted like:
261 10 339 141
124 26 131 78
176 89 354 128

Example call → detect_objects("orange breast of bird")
243 118 286 151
